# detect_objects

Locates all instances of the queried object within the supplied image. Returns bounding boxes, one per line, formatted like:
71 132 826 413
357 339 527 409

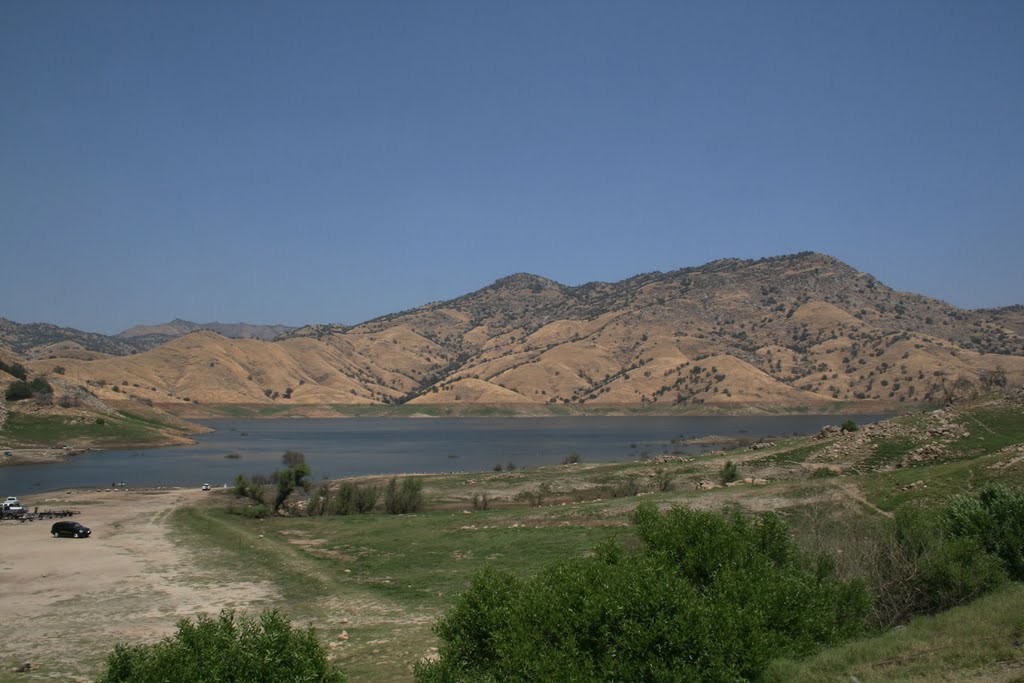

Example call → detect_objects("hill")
0 318 143 358
11 253 1024 412
117 319 297 351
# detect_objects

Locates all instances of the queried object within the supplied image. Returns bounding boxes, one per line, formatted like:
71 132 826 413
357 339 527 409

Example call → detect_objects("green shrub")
945 485 1024 580
307 483 330 516
561 452 582 465
384 477 423 514
231 504 270 519
653 467 674 492
333 482 378 515
514 482 551 507
274 462 311 512
608 474 641 498
354 484 379 513
97 609 346 682
0 359 28 380
416 504 868 682
840 420 859 432
719 459 738 485
866 508 1007 628
4 380 32 402
472 492 491 510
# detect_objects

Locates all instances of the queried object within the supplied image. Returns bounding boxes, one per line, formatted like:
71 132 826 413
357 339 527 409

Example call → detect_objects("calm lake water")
0 415 887 496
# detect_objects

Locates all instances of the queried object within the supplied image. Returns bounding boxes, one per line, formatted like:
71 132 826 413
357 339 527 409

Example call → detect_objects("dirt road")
0 488 275 681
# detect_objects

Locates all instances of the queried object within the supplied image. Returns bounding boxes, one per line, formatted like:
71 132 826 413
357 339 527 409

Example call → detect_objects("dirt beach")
0 488 275 680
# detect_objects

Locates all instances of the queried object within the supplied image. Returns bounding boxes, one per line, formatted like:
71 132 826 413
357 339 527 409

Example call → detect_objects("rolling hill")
8 253 1024 413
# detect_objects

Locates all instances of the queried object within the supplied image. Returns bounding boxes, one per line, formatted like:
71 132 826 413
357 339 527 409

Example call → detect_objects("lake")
0 414 886 495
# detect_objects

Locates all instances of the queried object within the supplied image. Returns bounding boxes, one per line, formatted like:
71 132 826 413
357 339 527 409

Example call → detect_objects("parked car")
1 501 27 518
51 521 91 538
4 496 19 507
202 483 211 491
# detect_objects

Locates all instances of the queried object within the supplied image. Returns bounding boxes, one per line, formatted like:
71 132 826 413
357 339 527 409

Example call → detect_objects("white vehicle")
2 498 27 518
201 483 211 491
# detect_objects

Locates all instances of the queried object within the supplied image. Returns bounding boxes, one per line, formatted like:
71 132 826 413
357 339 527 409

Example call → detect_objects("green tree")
4 380 32 401
416 504 868 682
945 485 1024 580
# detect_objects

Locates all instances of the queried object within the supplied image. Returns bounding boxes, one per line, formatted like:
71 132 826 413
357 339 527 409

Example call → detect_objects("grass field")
89 395 1024 681
1 409 191 447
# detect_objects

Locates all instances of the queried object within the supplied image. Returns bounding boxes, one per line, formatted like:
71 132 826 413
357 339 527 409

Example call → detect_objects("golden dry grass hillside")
10 253 1024 412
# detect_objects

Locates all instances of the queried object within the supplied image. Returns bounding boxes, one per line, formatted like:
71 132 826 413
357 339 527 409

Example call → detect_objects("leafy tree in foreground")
416 503 868 682
98 609 346 682
945 485 1024 580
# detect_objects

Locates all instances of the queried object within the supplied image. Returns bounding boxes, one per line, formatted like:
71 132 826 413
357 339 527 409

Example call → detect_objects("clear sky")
2 1 1022 334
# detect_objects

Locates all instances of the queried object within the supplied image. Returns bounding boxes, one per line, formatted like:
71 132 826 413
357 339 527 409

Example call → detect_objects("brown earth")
5 253 1023 413
0 489 276 680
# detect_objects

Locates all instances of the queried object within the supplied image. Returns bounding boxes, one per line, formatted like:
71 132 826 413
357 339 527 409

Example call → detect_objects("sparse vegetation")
719 459 738 484
384 476 424 514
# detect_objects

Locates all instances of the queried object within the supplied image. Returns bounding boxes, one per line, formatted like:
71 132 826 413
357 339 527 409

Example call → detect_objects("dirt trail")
834 481 893 518
0 488 275 680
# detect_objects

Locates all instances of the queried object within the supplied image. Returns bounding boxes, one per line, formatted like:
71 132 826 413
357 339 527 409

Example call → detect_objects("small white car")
201 483 210 491
4 496 19 507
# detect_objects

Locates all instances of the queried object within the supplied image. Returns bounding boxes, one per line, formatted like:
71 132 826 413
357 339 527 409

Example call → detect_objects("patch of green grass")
861 449 1024 512
171 501 630 682
1 411 176 446
764 582 1024 682
861 437 919 470
212 404 262 417
116 410 174 428
953 406 1024 456
746 444 822 467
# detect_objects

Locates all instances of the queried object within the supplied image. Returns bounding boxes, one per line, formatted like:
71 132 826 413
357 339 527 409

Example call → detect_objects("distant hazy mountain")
0 318 142 358
0 317 297 358
13 252 1024 411
117 319 297 350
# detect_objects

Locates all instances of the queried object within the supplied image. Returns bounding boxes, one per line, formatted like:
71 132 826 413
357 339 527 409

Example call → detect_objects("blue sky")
2 1 1022 334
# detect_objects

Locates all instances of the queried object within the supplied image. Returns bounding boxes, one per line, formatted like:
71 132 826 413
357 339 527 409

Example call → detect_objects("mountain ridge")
5 252 1023 412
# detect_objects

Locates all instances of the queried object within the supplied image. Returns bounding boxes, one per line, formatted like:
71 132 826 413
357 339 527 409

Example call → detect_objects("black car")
51 521 91 538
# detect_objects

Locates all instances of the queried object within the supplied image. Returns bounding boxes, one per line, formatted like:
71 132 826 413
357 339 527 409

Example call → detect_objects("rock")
338 631 349 641
14 662 33 673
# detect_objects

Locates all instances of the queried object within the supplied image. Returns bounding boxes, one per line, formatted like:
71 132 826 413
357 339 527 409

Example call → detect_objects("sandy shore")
0 447 88 467
0 488 276 680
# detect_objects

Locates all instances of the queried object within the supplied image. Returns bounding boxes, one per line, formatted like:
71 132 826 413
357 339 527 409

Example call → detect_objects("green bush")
653 467 674 492
333 482 379 515
719 459 738 485
514 482 551 507
384 477 423 514
274 462 312 512
98 609 345 682
416 504 868 682
945 485 1024 580
840 420 859 432
867 508 1007 628
4 380 33 402
0 359 28 380
608 474 641 498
